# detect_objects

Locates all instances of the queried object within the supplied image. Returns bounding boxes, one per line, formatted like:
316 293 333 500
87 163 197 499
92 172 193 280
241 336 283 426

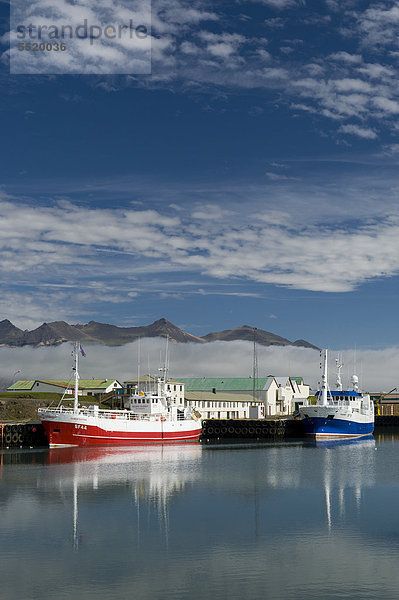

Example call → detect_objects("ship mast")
74 341 79 412
159 335 169 395
336 354 343 391
252 327 258 403
321 349 328 407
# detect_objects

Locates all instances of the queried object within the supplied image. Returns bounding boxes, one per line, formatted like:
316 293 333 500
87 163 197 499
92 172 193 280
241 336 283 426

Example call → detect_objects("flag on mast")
79 344 86 357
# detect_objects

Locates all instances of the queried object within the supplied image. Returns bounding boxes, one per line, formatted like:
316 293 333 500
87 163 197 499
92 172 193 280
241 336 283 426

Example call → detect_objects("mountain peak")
0 318 318 350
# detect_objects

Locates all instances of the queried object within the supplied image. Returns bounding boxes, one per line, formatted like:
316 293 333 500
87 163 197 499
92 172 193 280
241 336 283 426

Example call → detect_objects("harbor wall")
0 422 48 448
0 415 396 448
200 418 304 441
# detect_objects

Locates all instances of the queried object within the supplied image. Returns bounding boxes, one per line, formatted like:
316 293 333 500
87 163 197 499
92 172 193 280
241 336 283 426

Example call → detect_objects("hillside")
203 325 295 346
74 318 205 345
0 318 318 349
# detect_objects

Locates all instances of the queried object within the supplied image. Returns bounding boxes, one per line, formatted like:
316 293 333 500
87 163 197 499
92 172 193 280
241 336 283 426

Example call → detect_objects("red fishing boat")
38 342 202 447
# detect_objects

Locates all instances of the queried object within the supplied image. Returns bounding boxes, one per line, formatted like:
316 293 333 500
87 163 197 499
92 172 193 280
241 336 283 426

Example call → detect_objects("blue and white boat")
299 350 374 439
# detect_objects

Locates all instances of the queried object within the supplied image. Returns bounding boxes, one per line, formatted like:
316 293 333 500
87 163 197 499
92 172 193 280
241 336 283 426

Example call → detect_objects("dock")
0 416 396 448
0 422 48 448
200 418 304 441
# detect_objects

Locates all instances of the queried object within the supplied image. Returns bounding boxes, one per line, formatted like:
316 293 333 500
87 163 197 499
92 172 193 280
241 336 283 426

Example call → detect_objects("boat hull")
40 413 202 447
299 406 374 439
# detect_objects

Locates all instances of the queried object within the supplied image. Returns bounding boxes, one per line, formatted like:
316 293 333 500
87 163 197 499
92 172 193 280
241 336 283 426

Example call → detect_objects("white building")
123 375 185 409
116 375 310 419
179 376 310 419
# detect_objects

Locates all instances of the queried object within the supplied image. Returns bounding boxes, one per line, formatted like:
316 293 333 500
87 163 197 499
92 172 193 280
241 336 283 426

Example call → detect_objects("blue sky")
2 0 399 350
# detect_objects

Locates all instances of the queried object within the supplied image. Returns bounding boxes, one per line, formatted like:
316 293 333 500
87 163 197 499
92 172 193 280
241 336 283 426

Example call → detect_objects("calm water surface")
1 432 399 600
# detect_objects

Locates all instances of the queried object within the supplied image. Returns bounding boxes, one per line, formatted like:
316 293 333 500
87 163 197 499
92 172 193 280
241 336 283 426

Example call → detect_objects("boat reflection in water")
311 434 375 449
41 443 202 549
309 435 376 530
3 434 399 600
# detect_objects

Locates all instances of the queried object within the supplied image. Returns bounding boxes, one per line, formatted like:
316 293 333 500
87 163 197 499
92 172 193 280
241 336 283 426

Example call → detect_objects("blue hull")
302 416 374 438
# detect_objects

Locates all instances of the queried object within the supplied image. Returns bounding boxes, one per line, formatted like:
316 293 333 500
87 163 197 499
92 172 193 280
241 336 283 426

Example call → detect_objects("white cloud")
180 41 199 55
207 42 236 58
357 2 399 48
357 63 395 79
329 52 362 64
6 0 399 136
333 78 372 94
252 0 300 8
373 96 399 114
265 172 298 181
3 195 399 297
139 2 399 137
338 124 377 139
1 340 398 392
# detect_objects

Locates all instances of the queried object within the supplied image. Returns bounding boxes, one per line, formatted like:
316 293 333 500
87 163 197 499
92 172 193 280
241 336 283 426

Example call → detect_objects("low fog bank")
0 340 398 393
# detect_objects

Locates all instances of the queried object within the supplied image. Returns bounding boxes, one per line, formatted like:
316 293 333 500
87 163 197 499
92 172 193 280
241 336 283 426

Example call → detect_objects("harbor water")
1 432 399 600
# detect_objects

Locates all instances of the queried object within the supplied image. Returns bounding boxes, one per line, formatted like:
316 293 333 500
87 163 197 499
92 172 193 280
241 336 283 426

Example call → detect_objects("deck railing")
38 406 188 421
38 406 171 421
302 397 372 415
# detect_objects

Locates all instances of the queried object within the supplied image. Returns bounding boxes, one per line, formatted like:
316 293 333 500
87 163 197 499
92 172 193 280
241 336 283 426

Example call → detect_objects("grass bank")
0 392 98 421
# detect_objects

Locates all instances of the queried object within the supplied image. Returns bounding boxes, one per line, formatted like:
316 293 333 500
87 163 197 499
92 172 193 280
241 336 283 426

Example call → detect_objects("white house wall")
123 376 309 419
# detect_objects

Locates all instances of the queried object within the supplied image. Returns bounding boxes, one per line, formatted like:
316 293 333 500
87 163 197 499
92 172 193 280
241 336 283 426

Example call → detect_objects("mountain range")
0 318 319 350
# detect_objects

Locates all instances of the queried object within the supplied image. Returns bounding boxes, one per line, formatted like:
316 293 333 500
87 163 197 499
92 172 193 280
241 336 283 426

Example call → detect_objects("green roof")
8 380 36 391
40 379 121 390
8 379 121 391
79 379 121 389
185 391 258 402
178 377 274 392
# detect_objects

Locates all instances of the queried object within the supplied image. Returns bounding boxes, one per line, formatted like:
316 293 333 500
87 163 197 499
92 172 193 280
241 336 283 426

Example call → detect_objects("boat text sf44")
299 350 374 439
38 342 202 448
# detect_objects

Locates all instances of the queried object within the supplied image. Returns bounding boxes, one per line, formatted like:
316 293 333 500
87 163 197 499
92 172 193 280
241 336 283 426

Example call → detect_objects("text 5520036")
18 42 67 51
